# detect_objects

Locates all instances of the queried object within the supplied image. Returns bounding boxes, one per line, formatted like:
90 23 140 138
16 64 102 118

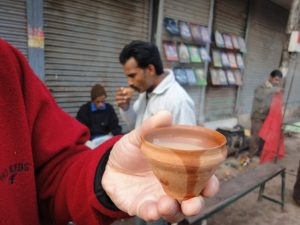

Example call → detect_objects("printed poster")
195 68 207 86
174 67 188 85
163 41 178 61
188 45 202 63
210 68 220 85
179 21 193 42
178 42 190 63
185 68 197 85
226 70 236 85
212 50 222 67
215 30 225 48
163 17 180 36
223 34 234 49
218 69 228 85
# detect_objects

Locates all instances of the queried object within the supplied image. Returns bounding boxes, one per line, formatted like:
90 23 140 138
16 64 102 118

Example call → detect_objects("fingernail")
212 176 219 190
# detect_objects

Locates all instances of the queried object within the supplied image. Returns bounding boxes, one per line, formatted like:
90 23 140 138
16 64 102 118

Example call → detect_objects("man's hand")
115 87 134 110
102 111 219 223
276 87 283 93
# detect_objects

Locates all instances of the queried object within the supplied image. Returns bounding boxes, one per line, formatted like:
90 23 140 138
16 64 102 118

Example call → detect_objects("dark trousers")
249 119 264 158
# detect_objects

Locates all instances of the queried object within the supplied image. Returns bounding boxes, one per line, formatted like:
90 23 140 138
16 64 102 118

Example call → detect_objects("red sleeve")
0 39 127 224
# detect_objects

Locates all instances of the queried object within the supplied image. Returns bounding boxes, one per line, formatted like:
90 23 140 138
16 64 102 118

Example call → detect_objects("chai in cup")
141 125 227 201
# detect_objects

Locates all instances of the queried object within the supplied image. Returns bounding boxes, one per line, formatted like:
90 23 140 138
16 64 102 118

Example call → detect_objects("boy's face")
93 95 106 109
122 57 156 93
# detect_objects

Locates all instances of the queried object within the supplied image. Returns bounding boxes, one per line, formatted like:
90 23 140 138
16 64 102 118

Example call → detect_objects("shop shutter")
205 0 248 121
239 0 288 114
214 0 247 37
285 56 300 107
161 0 211 119
44 0 150 119
0 0 27 57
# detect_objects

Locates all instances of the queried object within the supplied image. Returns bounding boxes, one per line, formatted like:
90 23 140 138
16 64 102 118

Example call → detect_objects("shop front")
44 0 152 117
238 0 289 126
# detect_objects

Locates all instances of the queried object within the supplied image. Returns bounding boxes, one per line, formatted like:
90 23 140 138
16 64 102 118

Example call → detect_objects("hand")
102 111 219 223
115 87 134 110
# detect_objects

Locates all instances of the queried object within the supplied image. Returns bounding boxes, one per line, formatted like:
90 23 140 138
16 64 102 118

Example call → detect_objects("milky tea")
152 137 218 151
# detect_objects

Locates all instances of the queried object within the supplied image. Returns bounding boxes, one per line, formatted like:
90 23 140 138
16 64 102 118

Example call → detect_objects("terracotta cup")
122 87 135 97
141 125 227 201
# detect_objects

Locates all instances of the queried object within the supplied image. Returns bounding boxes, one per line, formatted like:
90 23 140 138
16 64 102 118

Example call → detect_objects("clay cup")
141 125 227 201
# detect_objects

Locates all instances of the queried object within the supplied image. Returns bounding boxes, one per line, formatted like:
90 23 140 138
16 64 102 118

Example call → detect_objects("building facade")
1 0 299 130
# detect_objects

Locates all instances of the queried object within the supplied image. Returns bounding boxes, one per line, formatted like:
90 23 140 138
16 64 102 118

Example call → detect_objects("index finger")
201 175 219 197
181 175 219 216
140 111 173 136
116 87 124 94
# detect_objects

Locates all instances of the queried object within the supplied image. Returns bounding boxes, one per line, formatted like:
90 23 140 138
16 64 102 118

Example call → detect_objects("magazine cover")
223 34 233 49
212 50 222 67
231 34 240 50
210 68 220 85
199 47 211 62
236 53 244 69
234 70 243 85
179 21 193 42
221 52 230 67
218 69 228 85
226 70 236 85
163 41 179 61
215 30 225 48
178 42 190 63
163 17 180 36
228 52 238 68
199 26 211 44
188 45 202 63
238 36 247 53
190 23 202 44
194 68 207 86
185 68 197 85
173 67 188 85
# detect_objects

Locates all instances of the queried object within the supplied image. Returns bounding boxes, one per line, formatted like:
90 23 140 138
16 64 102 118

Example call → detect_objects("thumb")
141 110 173 135
109 111 173 170
126 110 173 147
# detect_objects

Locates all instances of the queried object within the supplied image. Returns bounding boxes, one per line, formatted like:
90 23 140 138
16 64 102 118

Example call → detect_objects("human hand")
115 87 134 110
102 111 219 223
276 87 283 93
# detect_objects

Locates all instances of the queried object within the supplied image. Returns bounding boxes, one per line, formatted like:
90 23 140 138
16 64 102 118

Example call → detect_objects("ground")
205 132 300 225
112 133 300 225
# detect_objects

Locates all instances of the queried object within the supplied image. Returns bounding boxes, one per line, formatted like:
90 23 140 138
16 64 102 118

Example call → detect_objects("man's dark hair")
119 40 164 75
270 69 283 78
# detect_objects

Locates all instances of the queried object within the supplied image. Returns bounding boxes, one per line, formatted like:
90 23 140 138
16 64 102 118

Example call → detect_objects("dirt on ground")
201 132 300 225
113 133 300 225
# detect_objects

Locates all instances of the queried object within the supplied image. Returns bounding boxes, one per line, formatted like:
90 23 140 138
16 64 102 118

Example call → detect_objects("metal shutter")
285 56 300 107
44 0 150 118
239 0 288 114
162 0 211 120
205 0 248 121
214 0 247 37
0 0 27 57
